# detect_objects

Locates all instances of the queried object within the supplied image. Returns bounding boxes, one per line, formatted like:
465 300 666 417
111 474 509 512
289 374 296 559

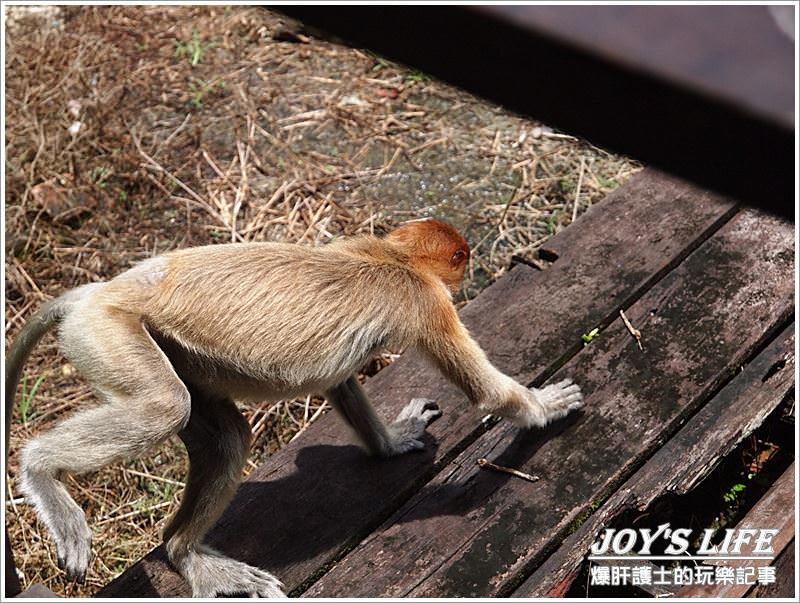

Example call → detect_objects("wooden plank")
747 540 794 598
678 462 794 598
481 6 794 126
515 323 795 596
304 209 793 597
98 170 735 596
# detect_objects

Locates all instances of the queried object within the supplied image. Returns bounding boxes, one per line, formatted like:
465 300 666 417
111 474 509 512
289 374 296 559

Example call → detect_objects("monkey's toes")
62 558 88 584
55 525 92 584
183 546 285 598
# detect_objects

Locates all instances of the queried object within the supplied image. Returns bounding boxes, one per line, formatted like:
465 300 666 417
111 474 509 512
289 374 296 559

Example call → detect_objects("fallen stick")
477 458 540 482
619 308 644 350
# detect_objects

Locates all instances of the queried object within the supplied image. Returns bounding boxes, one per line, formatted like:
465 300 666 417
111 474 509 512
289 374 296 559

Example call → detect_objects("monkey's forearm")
423 327 518 410
422 316 584 428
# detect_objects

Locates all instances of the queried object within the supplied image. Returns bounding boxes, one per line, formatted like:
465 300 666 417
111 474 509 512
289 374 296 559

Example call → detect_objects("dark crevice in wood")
762 358 787 383
537 247 559 263
566 393 794 597
501 315 794 598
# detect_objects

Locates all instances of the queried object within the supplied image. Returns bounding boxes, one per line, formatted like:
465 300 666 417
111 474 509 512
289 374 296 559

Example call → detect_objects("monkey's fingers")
421 403 443 424
421 399 440 412
396 397 441 423
552 377 579 391
534 379 585 422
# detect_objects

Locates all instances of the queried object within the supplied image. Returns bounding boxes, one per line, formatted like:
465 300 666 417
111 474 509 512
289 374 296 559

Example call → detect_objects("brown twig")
477 458 540 482
619 309 644 350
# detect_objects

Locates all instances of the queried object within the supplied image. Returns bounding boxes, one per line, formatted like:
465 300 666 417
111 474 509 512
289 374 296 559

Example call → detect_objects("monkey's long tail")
4 290 82 446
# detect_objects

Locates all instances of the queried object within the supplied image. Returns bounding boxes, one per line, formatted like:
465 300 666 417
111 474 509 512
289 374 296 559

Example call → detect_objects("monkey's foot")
386 398 442 456
178 545 285 598
51 504 93 583
533 378 584 422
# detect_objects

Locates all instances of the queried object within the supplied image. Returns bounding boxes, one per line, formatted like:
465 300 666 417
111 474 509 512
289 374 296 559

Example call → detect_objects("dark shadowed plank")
15 584 59 598
98 170 735 596
747 540 795 599
679 462 794 598
514 324 795 597
305 209 793 597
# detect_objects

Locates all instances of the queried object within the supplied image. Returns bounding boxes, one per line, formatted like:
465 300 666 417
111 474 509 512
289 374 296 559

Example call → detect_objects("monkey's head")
387 219 470 294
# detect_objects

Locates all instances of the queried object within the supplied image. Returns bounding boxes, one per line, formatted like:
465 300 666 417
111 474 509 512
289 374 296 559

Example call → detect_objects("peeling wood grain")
516 324 794 597
747 540 794 599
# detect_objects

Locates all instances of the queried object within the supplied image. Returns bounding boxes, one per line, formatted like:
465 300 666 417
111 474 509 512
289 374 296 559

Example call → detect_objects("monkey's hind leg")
18 312 192 583
162 388 284 598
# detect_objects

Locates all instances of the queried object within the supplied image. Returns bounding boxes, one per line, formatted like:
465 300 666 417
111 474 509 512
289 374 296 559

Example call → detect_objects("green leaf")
19 373 46 423
581 327 601 345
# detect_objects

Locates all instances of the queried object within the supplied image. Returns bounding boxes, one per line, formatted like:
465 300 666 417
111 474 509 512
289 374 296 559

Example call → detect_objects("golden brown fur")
6 218 582 597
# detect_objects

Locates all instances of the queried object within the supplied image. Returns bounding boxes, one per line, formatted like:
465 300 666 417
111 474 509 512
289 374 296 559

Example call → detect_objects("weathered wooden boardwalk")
98 169 794 598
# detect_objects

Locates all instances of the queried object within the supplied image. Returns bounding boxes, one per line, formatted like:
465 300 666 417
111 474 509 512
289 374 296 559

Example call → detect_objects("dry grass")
3 6 640 595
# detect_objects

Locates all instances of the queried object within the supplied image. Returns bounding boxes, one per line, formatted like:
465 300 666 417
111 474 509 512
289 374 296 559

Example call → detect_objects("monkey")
5 218 583 597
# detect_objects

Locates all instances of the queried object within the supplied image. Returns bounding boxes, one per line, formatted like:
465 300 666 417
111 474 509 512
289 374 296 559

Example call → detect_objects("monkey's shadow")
121 413 580 596
214 412 579 576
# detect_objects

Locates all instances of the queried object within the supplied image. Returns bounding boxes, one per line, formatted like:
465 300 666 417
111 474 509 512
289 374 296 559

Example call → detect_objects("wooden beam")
747 540 795 599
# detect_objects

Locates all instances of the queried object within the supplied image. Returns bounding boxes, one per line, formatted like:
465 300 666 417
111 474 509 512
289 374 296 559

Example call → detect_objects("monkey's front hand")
514 378 584 429
385 398 443 456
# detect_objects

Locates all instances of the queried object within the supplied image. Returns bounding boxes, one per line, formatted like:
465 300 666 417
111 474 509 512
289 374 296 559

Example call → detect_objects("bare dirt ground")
4 6 640 595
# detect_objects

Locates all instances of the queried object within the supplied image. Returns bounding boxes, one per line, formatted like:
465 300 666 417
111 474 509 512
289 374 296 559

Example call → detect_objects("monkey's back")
103 240 426 394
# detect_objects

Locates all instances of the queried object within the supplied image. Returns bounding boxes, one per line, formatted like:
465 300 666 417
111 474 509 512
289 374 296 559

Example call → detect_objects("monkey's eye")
451 249 467 263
